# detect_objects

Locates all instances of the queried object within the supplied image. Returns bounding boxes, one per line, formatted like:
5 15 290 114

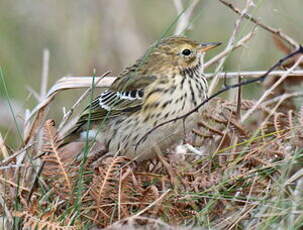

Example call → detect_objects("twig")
258 93 291 136
236 75 242 119
173 0 183 14
0 133 9 159
261 92 303 107
204 28 257 69
0 193 13 225
174 0 200 35
27 161 45 202
40 49 50 100
0 176 31 192
0 164 25 170
228 177 257 230
204 70 303 79
0 144 32 166
218 0 299 49
208 0 254 95
241 55 303 122
37 49 50 153
136 46 303 149
26 86 41 102
228 205 257 230
132 189 171 217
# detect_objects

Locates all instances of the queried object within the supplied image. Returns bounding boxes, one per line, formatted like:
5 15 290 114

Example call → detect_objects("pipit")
66 36 221 161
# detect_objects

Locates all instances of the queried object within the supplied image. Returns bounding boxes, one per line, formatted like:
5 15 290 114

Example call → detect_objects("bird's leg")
84 141 109 167
153 145 180 189
90 152 116 168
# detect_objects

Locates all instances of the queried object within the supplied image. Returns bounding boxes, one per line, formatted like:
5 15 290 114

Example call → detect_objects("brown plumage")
66 36 221 160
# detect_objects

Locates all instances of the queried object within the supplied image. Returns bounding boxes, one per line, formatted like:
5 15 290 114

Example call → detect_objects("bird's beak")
199 42 222 52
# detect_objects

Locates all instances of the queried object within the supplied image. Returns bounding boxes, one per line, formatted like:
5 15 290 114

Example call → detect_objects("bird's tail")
59 131 80 148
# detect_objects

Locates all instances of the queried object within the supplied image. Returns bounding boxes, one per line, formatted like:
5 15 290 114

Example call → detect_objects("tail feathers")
59 131 80 148
59 129 98 148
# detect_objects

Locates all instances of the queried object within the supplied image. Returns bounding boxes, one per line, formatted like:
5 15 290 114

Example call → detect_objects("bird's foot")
154 148 181 190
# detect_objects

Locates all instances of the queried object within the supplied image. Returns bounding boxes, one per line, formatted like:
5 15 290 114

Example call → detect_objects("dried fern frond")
273 112 287 138
88 156 131 225
14 198 77 230
41 119 78 200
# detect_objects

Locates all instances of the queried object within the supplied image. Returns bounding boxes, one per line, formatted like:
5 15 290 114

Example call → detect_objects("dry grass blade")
0 132 9 159
132 188 170 217
24 102 48 145
46 75 115 98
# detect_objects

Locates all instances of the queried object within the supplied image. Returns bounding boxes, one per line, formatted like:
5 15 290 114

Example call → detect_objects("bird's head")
142 36 221 74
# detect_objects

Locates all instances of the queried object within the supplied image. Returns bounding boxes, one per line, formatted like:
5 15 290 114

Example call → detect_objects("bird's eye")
182 49 192 56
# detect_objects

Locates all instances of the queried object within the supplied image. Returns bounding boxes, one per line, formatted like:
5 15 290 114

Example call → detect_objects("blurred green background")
0 0 302 145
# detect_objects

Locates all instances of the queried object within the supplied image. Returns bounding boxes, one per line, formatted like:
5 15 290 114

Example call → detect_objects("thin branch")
218 0 299 49
208 0 254 95
0 144 32 166
26 86 41 102
174 0 200 35
0 176 31 192
0 133 9 159
204 70 303 79
236 75 242 119
258 92 291 134
261 92 303 107
37 49 50 155
132 189 171 217
173 0 183 14
241 55 303 122
204 28 257 69
40 49 50 100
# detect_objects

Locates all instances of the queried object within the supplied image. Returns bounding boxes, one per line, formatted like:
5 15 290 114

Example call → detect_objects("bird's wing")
69 73 157 135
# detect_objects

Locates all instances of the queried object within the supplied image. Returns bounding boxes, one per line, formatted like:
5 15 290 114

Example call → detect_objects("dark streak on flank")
163 112 170 119
180 77 186 90
161 99 173 109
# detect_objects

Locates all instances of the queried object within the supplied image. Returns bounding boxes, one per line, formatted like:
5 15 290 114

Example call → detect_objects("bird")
65 36 221 161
